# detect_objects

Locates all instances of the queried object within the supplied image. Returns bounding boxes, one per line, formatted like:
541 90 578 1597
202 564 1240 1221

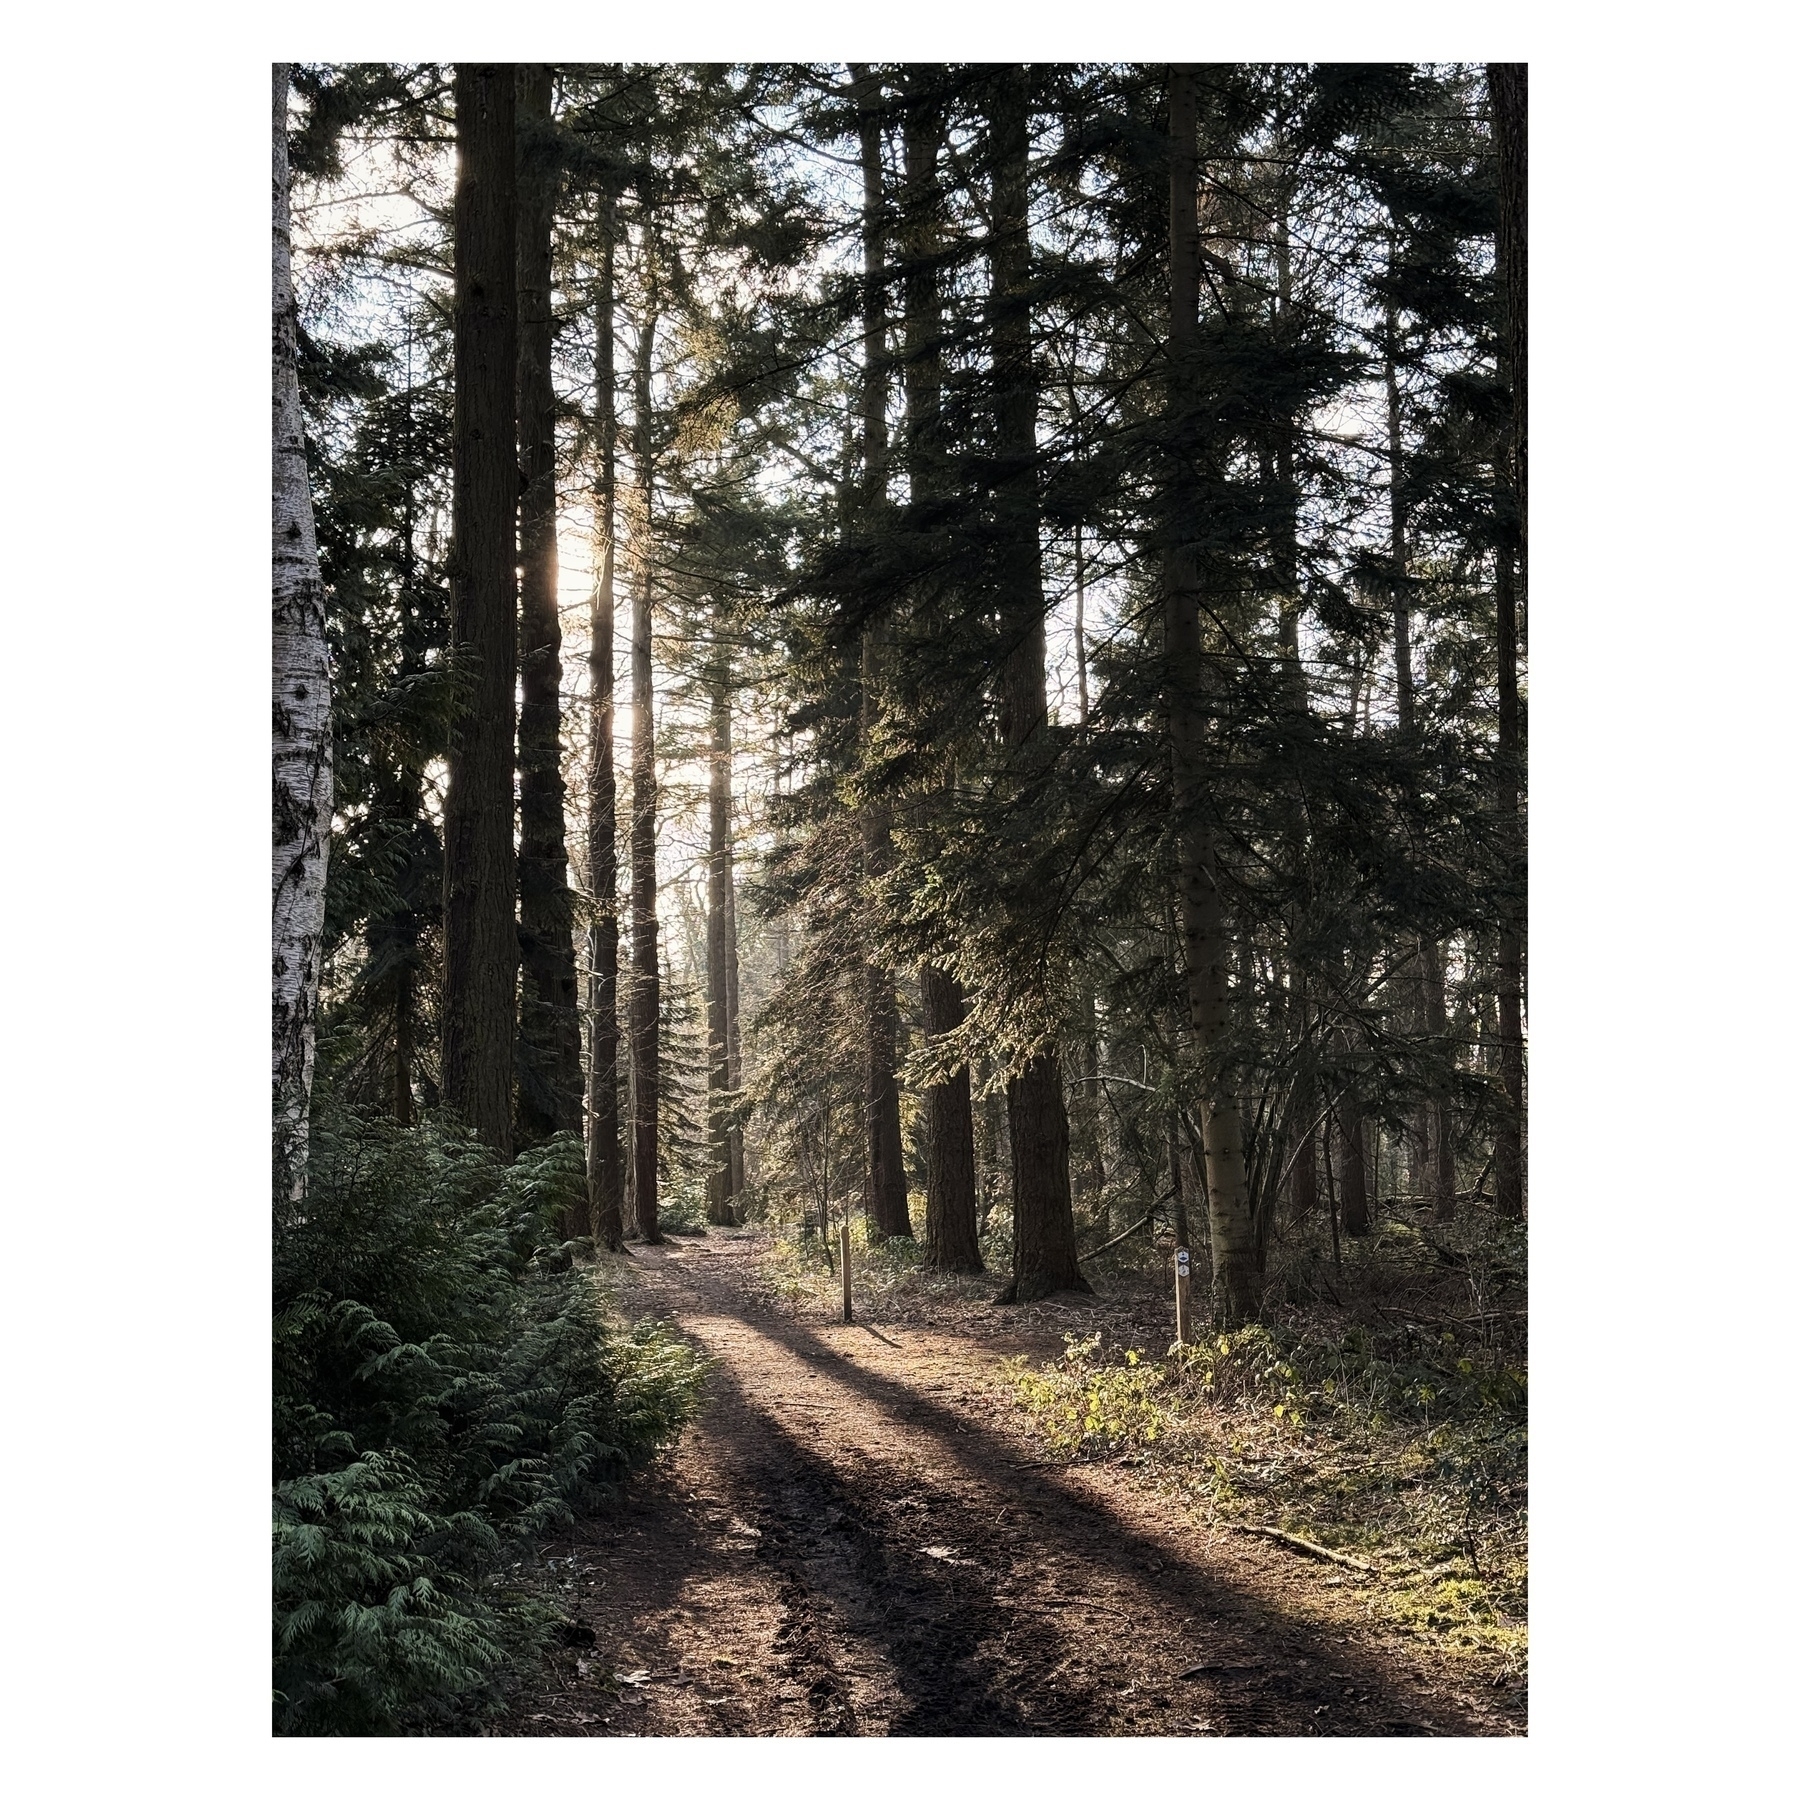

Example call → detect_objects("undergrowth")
273 1103 705 1735
1005 1213 1528 1678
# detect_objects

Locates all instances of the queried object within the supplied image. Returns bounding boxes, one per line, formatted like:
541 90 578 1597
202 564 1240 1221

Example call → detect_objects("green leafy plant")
273 1104 705 1734
1007 1333 1168 1459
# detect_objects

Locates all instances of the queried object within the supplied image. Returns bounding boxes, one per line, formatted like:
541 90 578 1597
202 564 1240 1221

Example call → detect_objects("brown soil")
467 1232 1521 1738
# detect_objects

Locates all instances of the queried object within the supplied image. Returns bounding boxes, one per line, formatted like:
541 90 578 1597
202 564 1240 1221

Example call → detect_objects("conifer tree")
1163 64 1260 1325
586 183 626 1251
514 64 585 1164
442 63 520 1155
627 205 664 1242
986 65 1088 1302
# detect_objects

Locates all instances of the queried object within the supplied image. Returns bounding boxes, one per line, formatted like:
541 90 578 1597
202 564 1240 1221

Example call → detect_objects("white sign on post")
1176 1249 1191 1276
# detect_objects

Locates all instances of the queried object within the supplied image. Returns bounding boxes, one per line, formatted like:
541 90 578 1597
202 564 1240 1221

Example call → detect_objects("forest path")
490 1233 1515 1738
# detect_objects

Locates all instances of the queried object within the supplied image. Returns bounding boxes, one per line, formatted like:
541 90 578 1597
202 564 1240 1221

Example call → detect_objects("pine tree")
514 64 585 1164
442 63 520 1155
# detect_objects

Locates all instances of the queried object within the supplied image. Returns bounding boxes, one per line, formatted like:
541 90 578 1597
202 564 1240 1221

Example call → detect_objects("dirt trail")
483 1234 1518 1737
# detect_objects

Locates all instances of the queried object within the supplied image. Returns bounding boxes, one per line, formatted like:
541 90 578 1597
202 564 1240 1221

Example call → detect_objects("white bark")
272 62 333 1209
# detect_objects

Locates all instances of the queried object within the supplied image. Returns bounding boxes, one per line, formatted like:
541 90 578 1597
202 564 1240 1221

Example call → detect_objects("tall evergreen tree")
987 66 1087 1302
514 64 585 1165
441 63 520 1155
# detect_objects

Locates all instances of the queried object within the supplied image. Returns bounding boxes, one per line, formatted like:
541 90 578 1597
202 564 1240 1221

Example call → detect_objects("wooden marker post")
840 1221 852 1323
1174 1245 1192 1346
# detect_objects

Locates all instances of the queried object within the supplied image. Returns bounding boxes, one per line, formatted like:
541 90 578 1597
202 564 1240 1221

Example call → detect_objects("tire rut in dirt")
734 1449 1111 1736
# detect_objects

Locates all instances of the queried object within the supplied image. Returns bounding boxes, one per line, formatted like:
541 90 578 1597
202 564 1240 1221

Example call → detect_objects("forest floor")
458 1225 1525 1738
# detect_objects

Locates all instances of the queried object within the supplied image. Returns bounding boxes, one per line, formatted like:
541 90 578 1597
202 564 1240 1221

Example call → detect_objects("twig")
1230 1524 1374 1573
1077 1196 1168 1263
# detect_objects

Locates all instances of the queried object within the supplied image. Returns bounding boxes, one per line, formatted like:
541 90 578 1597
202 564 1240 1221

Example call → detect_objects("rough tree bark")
514 65 585 1173
1488 61 1527 1221
1385 296 1459 1219
1164 64 1260 1325
989 65 1089 1304
724 829 745 1210
1336 1098 1371 1239
921 964 983 1272
586 187 625 1252
898 78 982 1271
627 235 663 1243
1267 176 1317 1231
272 62 333 1212
851 63 912 1242
705 632 735 1227
442 63 519 1156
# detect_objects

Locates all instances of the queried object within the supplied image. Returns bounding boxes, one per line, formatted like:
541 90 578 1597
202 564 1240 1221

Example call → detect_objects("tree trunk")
921 963 982 1272
1488 63 1527 1222
272 62 333 1212
1288 1108 1317 1220
1336 1099 1371 1238
705 635 734 1226
514 66 585 1180
1495 549 1526 1220
1385 293 1457 1217
724 836 745 1211
627 241 662 1244
899 71 977 1267
442 63 518 1156
586 189 625 1252
1165 65 1260 1326
850 64 912 1243
987 65 1088 1304
1422 937 1459 1220
1488 63 1528 560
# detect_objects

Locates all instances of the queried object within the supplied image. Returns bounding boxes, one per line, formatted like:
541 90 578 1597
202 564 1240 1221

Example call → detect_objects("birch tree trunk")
627 239 663 1243
442 63 519 1155
988 64 1088 1304
849 64 913 1243
1164 64 1260 1326
586 189 625 1251
272 62 333 1212
514 64 585 1166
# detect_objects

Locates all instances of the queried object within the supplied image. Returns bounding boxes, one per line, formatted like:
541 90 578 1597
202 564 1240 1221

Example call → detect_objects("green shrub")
1007 1334 1168 1459
273 1105 705 1735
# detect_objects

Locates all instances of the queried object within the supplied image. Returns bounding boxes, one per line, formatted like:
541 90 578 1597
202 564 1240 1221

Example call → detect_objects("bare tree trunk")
1289 1107 1317 1220
988 65 1088 1304
1165 65 1260 1325
1422 938 1459 1220
921 963 983 1272
705 634 734 1226
1489 62 1527 1222
1336 1098 1371 1238
724 830 745 1211
898 69 978 1267
514 66 584 1182
1495 550 1526 1220
1385 293 1457 1216
272 62 333 1211
442 63 518 1156
586 190 625 1252
627 237 662 1243
850 63 912 1242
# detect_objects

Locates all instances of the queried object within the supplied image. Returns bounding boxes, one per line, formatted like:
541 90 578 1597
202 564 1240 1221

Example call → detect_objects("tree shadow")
649 1262 1498 1737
